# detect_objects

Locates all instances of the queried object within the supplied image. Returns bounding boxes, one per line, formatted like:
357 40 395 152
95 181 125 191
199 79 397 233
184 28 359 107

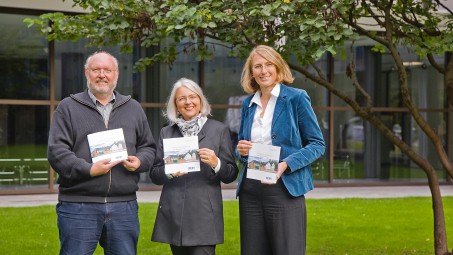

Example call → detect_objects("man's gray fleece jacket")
48 90 156 203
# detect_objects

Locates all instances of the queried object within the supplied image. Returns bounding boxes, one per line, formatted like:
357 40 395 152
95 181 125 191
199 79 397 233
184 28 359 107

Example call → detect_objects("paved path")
0 185 452 207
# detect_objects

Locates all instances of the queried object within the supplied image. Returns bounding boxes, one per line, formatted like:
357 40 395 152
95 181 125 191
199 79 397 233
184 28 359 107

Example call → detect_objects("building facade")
0 1 452 194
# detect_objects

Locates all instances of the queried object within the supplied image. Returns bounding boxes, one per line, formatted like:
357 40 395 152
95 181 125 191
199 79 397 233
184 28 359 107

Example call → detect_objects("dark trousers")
170 245 216 255
239 178 306 255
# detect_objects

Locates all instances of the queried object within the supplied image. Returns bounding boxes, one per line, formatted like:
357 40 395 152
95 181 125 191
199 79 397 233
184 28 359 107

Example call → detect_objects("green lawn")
1 197 452 255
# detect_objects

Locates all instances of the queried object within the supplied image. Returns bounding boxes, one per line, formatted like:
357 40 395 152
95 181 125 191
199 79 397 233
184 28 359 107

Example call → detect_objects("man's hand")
122 156 141 172
90 159 121 177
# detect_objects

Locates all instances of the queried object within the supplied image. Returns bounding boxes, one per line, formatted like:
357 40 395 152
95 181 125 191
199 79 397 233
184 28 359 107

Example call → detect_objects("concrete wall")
0 0 86 13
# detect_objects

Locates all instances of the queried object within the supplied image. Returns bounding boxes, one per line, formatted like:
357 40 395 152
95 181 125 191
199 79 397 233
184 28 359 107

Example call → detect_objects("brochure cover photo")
87 128 128 163
247 143 281 183
163 136 200 174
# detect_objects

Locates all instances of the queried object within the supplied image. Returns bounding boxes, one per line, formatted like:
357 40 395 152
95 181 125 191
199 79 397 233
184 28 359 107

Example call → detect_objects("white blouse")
249 84 281 145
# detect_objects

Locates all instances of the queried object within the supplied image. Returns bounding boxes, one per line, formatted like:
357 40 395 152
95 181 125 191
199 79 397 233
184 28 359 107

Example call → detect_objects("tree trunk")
426 170 450 255
445 57 453 109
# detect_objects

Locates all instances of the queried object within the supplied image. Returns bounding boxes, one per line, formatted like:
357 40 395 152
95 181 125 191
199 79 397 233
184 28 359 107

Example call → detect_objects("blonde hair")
165 78 211 123
240 45 294 94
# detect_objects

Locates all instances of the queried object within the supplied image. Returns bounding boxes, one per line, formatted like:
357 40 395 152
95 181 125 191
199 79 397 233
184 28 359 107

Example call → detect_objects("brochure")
246 143 281 183
87 128 128 163
163 136 200 174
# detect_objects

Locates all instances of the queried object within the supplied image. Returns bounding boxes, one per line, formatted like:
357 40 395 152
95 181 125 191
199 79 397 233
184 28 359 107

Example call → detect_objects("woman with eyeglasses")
150 77 239 255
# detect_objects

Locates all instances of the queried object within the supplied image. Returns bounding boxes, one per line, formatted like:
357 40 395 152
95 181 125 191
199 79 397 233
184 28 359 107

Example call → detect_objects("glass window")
0 105 50 189
312 109 329 183
331 109 448 183
0 13 49 100
332 111 363 183
54 40 136 100
292 54 329 107
151 39 200 104
380 51 445 109
144 107 167 150
381 111 447 182
204 42 246 107
1 9 451 192
333 46 355 107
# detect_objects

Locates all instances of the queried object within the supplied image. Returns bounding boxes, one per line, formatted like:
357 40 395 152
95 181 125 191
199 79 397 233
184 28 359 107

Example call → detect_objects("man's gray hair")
84 51 119 70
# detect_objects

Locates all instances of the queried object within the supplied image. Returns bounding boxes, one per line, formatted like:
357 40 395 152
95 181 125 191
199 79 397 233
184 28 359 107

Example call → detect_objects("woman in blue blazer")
236 45 325 255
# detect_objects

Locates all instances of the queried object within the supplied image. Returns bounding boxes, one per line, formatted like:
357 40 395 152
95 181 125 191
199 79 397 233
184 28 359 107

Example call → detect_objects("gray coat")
150 119 239 246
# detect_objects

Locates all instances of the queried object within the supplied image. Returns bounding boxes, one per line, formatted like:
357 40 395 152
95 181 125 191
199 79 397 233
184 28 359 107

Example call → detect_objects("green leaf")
310 34 320 41
119 21 129 29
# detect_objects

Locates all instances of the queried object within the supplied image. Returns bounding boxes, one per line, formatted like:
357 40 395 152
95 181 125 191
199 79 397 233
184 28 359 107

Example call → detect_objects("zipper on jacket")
104 97 130 129
104 110 114 202
71 93 131 130
71 94 131 203
71 96 110 128
102 99 130 202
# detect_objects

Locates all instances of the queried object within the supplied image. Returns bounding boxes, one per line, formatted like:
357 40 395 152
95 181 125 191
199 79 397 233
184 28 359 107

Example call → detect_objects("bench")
25 170 49 183
0 170 18 183
334 159 351 178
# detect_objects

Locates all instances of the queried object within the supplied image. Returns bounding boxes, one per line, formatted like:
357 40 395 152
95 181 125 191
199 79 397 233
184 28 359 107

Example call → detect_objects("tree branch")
337 4 389 47
427 53 445 74
435 0 453 16
346 42 373 110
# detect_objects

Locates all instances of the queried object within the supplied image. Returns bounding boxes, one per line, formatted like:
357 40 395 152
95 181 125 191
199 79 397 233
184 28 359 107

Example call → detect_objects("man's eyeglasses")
89 68 115 75
176 94 199 104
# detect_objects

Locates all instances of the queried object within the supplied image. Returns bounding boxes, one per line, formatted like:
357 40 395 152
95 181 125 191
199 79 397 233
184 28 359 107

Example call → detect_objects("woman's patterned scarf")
175 115 202 137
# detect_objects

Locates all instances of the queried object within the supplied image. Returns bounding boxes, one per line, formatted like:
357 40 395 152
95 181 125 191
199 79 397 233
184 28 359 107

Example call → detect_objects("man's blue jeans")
56 200 139 255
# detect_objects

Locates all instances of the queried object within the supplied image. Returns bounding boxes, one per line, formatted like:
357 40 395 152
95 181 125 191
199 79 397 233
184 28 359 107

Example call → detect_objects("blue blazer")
236 85 326 197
